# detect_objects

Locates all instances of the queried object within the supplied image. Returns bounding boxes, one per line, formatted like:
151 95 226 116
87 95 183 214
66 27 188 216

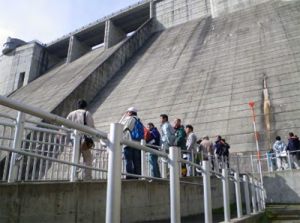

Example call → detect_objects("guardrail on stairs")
0 95 265 223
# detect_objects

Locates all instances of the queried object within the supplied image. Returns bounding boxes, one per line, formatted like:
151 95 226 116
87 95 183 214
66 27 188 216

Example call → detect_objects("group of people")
66 100 231 180
119 107 231 179
272 132 300 170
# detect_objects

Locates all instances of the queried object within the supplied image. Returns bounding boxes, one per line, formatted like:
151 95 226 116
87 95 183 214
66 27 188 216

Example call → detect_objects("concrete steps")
266 204 300 222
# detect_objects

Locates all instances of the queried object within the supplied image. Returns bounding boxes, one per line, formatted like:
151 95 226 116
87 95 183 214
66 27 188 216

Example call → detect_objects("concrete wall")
263 170 300 204
154 0 273 30
210 0 270 18
154 0 210 30
52 18 155 118
0 43 44 96
90 0 300 154
0 54 14 95
0 178 235 223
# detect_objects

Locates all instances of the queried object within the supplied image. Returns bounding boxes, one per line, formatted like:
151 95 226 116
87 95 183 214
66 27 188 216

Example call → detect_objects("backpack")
144 127 151 142
130 117 144 141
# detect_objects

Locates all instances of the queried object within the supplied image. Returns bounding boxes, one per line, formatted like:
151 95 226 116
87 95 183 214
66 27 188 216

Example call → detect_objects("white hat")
127 107 137 113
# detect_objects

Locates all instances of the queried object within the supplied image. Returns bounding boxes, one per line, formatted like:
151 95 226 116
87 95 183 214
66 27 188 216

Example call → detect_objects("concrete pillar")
150 0 155 18
209 0 217 18
67 36 90 63
104 20 126 49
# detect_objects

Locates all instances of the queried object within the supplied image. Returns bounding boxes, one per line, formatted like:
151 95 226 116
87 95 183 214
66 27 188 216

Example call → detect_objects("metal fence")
0 95 265 223
229 150 300 174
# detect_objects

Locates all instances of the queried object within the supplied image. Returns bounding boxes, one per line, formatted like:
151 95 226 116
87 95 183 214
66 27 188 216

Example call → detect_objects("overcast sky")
0 0 140 49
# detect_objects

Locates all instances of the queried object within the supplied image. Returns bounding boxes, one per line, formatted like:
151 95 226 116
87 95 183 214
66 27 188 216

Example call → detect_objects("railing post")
236 155 240 174
287 151 292 169
8 112 25 183
178 147 182 177
215 155 219 172
202 161 212 223
243 175 251 215
169 146 181 223
266 152 270 172
255 180 262 211
161 158 167 178
258 183 265 210
222 168 230 222
141 139 147 177
70 130 81 182
234 172 243 219
250 177 257 213
106 123 123 223
250 154 254 173
191 150 195 176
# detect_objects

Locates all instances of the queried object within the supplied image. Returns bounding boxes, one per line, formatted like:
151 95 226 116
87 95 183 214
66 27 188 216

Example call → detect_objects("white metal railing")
0 95 265 223
228 149 300 174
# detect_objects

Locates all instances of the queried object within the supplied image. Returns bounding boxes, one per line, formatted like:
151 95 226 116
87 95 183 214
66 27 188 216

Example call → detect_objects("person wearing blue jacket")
287 132 300 169
146 123 161 178
273 136 287 170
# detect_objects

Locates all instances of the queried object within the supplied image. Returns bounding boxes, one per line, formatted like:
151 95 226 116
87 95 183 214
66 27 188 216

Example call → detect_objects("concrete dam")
1 0 300 156
0 0 300 222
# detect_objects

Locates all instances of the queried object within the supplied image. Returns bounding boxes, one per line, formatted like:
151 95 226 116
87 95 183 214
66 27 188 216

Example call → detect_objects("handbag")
82 111 94 150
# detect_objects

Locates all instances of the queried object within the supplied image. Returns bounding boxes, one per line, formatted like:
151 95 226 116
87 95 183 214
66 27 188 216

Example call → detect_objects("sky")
0 0 140 49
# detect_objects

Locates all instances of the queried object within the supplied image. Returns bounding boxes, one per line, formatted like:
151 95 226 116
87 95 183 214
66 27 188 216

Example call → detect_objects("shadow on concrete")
89 31 162 113
264 171 300 204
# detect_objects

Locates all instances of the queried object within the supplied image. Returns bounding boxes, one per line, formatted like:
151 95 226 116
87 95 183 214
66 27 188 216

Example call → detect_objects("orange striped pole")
249 101 263 186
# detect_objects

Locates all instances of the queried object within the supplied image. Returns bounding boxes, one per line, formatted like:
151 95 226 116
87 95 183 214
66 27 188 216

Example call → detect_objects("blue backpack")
131 117 144 141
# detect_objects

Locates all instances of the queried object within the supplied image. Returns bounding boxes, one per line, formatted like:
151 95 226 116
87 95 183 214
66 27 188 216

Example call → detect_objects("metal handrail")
0 95 107 139
0 145 108 173
0 95 266 223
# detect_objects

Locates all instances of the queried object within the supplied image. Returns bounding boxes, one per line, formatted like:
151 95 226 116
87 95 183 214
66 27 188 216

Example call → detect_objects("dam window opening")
92 43 104 50
17 72 25 88
127 31 135 37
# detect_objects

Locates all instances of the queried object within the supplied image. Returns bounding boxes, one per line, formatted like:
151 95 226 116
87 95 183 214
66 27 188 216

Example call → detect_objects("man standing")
214 135 224 171
200 136 214 169
67 99 95 180
146 123 161 178
185 125 197 176
287 132 300 169
120 107 144 179
160 114 175 152
173 118 186 151
221 138 230 168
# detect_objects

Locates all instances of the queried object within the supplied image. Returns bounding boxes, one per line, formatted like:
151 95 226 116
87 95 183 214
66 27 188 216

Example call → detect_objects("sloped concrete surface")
5 46 109 115
90 0 300 153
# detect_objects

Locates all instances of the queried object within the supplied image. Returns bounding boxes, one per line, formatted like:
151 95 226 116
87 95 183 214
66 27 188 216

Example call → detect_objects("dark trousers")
124 146 141 179
149 154 161 178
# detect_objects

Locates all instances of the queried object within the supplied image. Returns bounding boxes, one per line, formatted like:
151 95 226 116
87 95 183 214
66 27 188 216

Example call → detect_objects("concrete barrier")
263 169 300 203
0 177 235 223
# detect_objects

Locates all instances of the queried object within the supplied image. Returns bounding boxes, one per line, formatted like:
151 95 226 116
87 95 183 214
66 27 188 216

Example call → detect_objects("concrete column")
150 0 155 18
67 36 90 63
209 0 218 18
104 20 126 49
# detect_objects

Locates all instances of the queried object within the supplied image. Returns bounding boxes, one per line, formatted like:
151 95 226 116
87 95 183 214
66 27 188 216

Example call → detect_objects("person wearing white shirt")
185 125 197 176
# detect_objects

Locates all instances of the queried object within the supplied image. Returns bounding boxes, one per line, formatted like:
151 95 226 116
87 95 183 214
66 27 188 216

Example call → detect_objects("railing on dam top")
0 95 265 223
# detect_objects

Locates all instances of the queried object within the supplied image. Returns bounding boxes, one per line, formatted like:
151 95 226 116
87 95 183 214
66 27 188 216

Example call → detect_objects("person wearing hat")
120 107 143 179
